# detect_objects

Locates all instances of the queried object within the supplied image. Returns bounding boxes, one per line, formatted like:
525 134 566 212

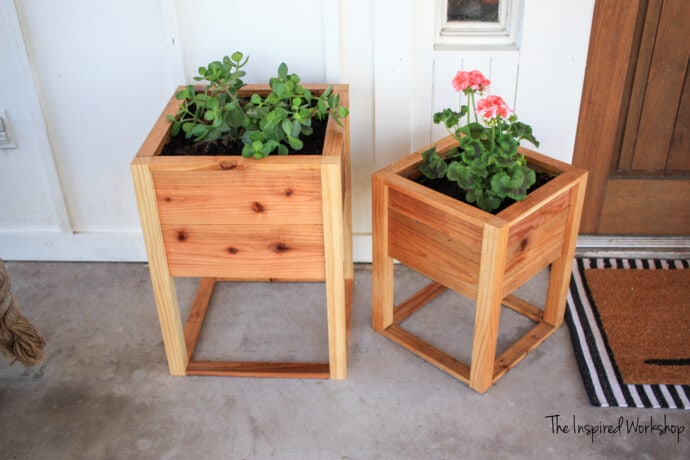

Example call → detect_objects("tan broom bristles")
0 259 45 367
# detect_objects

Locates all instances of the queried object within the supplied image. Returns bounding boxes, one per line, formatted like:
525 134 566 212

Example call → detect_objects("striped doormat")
565 258 690 409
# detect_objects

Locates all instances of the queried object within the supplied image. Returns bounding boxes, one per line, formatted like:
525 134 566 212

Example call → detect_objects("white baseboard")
0 230 146 261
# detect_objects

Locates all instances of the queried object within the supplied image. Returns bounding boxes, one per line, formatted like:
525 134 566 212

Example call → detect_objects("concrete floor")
1 262 688 459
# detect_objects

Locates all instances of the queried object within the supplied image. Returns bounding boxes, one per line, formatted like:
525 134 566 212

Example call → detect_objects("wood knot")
252 202 264 213
284 188 294 197
164 197 172 203
177 231 188 242
219 161 237 170
520 238 529 251
271 242 289 253
227 247 239 255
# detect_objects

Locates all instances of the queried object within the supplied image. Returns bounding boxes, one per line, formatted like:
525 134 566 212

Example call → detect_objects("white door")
0 0 593 262
341 0 594 261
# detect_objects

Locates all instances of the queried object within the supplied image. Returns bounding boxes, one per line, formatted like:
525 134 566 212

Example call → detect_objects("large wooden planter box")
372 135 587 393
131 84 352 379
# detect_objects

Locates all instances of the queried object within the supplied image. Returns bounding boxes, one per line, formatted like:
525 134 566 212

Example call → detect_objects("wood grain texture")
599 178 690 235
132 84 351 378
572 0 644 232
183 277 216 360
321 161 348 379
493 322 557 382
161 223 325 279
371 136 588 393
131 159 188 375
372 172 395 331
393 281 447 325
469 219 509 393
382 325 471 384
186 361 330 378
630 0 690 170
153 167 324 226
543 173 588 326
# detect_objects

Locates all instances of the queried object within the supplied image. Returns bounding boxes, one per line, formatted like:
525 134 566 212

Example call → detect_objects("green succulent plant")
167 52 348 159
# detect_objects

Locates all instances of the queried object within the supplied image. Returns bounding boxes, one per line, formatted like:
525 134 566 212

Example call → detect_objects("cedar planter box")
372 135 587 393
131 84 352 379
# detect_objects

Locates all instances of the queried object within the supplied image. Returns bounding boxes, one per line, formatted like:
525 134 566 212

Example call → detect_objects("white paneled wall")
0 0 593 262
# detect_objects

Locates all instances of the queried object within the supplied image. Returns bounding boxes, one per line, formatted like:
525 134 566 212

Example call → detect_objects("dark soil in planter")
161 118 328 156
415 171 554 214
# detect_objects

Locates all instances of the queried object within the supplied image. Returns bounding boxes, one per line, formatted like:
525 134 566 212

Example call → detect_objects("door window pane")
447 0 499 22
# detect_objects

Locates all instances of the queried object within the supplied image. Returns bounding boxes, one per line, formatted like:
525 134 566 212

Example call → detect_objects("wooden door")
573 0 690 235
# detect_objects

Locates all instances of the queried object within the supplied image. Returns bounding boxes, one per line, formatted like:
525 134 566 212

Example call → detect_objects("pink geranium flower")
452 70 491 93
476 95 512 120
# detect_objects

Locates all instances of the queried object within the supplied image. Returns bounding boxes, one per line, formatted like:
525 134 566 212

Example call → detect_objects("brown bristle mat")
584 268 690 385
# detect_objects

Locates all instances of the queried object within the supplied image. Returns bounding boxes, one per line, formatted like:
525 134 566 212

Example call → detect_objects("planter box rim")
375 134 588 224
133 84 349 161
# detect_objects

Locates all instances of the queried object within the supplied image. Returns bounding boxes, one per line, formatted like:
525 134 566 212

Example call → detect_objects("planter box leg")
372 173 394 331
322 162 348 379
544 176 587 327
469 218 509 393
132 159 188 376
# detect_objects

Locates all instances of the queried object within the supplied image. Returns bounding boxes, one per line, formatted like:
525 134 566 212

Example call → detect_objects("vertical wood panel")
131 158 188 376
667 62 690 170
572 0 644 233
631 0 690 170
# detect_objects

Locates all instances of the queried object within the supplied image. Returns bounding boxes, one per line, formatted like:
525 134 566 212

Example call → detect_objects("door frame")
572 0 690 255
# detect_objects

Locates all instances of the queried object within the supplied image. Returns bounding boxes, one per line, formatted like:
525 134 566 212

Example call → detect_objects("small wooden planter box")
131 84 352 379
372 135 587 393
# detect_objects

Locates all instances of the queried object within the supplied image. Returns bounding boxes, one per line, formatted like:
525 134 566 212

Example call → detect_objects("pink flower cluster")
452 70 491 93
476 95 512 120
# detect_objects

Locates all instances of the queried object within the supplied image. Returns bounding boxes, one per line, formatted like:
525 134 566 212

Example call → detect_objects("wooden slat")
388 186 486 245
186 361 330 378
162 224 325 280
493 322 557 383
386 173 491 231
131 158 188 375
382 325 471 384
668 61 690 170
372 172 395 331
153 168 323 226
321 161 348 380
469 218 509 393
631 0 690 170
388 210 480 299
618 0 663 171
571 0 645 232
543 173 587 326
148 154 324 171
394 281 448 325
502 207 569 297
183 277 217 360
502 295 543 323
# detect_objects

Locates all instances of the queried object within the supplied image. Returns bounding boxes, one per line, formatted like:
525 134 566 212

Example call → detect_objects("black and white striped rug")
565 258 690 409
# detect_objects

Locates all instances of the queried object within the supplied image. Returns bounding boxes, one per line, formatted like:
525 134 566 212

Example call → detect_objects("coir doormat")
565 258 690 409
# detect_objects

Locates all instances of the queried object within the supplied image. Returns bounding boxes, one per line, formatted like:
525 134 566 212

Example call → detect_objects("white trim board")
0 231 145 262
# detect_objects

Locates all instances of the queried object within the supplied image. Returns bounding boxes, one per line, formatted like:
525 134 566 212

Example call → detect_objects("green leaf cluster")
420 108 540 212
166 52 349 159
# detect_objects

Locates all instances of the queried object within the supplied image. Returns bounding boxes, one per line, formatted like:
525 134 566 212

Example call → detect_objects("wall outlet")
0 110 17 149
